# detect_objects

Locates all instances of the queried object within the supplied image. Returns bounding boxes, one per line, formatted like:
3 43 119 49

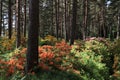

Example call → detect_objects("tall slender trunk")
70 0 77 45
82 0 88 40
99 1 106 38
102 4 106 37
23 0 27 37
26 0 39 73
60 0 64 38
16 0 21 48
8 0 12 39
0 0 3 37
64 0 67 41
3 18 5 36
117 11 120 39
55 0 59 39
67 0 71 41
51 0 54 36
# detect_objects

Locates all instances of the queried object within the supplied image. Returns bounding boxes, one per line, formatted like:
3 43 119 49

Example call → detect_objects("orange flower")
21 48 27 54
49 61 54 65
16 63 24 70
39 53 47 59
8 66 14 74
8 59 16 65
39 62 50 70
42 45 53 50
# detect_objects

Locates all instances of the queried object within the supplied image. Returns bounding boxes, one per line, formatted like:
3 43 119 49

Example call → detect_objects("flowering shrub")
0 40 72 77
44 35 57 42
39 35 57 46
38 41 71 70
0 37 16 53
0 48 25 76
1 38 119 79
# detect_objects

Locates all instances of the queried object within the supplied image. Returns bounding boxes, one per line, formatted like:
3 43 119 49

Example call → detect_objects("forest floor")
0 35 120 80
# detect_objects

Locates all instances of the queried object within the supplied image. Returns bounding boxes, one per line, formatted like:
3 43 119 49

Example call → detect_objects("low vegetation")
0 35 120 80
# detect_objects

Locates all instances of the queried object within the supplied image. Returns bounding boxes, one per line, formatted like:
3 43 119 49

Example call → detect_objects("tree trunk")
0 0 3 37
70 0 77 45
23 0 27 37
67 0 71 41
3 18 5 36
64 0 68 41
55 0 59 39
8 0 12 39
51 0 54 36
82 0 88 40
26 0 39 73
16 0 21 48
117 11 120 39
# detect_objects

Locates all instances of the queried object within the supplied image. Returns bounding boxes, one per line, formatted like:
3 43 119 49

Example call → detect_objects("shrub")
0 37 16 54
39 35 57 46
71 45 110 80
109 39 120 76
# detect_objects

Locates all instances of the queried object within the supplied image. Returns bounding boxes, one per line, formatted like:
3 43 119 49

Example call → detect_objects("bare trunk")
23 0 27 37
8 0 12 39
117 11 120 39
70 0 77 45
0 0 3 37
55 0 59 39
26 0 39 73
16 0 21 47
64 0 67 41
82 0 88 40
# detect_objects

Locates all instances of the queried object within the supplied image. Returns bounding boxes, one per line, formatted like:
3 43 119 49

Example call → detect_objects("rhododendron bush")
0 38 120 80
0 40 71 76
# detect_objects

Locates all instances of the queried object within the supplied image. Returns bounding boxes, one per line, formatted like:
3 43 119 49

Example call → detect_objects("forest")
0 0 120 80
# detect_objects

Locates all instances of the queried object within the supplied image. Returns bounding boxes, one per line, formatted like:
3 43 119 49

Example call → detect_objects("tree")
23 0 27 37
82 0 89 39
0 0 3 37
55 0 59 39
16 0 21 47
64 0 67 41
26 0 39 73
8 0 12 39
70 0 77 45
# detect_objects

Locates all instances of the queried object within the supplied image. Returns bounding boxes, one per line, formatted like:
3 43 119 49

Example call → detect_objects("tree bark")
23 0 27 37
26 0 39 73
0 0 3 37
70 0 77 45
117 10 120 39
64 0 68 41
55 0 59 39
8 0 12 39
82 0 88 40
16 0 21 47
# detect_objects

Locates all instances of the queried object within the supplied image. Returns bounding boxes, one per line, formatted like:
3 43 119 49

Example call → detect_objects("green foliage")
0 72 7 80
39 35 57 46
71 45 110 80
1 37 120 80
109 39 120 76
110 39 120 55
39 40 52 46
0 37 16 54
84 39 114 74
4 70 81 80
84 40 108 55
